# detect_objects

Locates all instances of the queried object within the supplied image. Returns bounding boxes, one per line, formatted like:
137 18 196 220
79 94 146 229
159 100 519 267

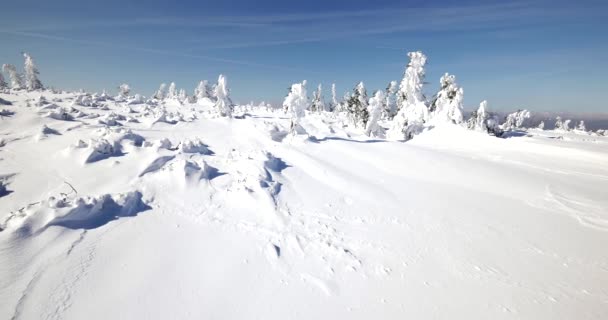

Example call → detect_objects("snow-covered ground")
1 90 607 319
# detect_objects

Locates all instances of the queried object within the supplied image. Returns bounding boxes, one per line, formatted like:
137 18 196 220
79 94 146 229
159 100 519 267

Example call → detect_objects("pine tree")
0 71 6 89
365 90 386 137
2 64 22 89
388 51 429 141
563 119 572 131
502 109 531 130
576 120 586 131
194 80 212 101
537 121 545 130
167 82 177 99
23 52 43 90
283 81 308 134
310 84 325 113
554 116 564 130
383 81 397 119
214 74 233 117
430 73 464 124
346 82 369 129
153 83 166 100
178 89 187 103
329 83 338 112
118 83 131 98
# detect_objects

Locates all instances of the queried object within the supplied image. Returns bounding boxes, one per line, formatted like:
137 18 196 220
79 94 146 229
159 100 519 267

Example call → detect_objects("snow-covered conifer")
167 82 177 99
178 89 187 103
502 109 531 130
430 73 464 124
194 80 212 101
310 84 325 113
283 81 308 133
346 82 369 129
0 71 6 89
383 81 397 119
576 120 586 131
118 83 131 98
365 90 386 137
23 52 43 90
329 83 338 112
563 119 572 131
554 116 564 130
214 74 233 117
388 51 429 140
537 121 545 130
2 64 22 89
153 83 166 100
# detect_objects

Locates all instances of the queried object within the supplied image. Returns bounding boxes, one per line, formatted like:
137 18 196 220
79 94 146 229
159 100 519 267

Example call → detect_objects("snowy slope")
1 90 607 319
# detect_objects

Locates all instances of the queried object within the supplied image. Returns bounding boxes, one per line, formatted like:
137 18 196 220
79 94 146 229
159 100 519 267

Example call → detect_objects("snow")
1 89 607 319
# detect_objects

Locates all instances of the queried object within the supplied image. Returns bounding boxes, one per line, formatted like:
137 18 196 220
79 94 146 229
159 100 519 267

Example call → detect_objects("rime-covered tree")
178 89 187 103
502 109 531 130
23 52 43 90
563 119 572 131
466 100 501 136
283 81 308 134
310 84 325 112
388 51 429 140
430 73 464 124
554 116 564 130
383 81 397 119
2 64 22 89
576 120 586 131
214 74 233 117
537 121 545 130
366 90 386 137
194 80 212 101
153 83 166 100
346 82 369 129
118 83 131 98
167 82 177 99
329 83 338 112
0 71 6 89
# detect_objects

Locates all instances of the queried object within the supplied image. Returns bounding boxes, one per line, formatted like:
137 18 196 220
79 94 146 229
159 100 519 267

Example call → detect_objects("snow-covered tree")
23 52 43 90
502 109 531 130
310 84 325 113
194 80 212 100
366 90 386 137
576 120 586 131
430 73 464 124
118 83 131 98
563 119 572 131
388 51 429 140
178 89 187 103
345 82 369 129
283 81 308 133
329 83 338 112
554 116 564 130
167 82 177 100
153 83 166 100
537 121 545 130
2 64 22 89
383 81 397 119
214 74 233 117
0 71 6 89
466 100 502 136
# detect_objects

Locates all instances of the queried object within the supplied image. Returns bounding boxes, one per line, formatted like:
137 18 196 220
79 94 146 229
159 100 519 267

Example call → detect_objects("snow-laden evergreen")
118 83 131 98
23 52 43 91
2 64 22 90
194 80 212 101
329 83 338 112
0 71 6 89
346 82 369 129
310 84 325 113
214 74 233 117
467 100 502 136
502 109 531 130
283 81 308 134
576 120 586 132
167 82 177 100
383 81 397 120
388 52 429 140
365 90 385 137
153 83 166 100
537 121 545 130
430 73 464 125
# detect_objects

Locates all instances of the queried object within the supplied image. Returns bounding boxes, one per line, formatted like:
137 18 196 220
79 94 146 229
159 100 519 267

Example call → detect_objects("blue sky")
1 0 607 111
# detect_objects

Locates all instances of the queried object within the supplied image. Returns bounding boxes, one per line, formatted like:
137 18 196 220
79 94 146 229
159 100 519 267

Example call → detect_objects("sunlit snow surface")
1 90 607 319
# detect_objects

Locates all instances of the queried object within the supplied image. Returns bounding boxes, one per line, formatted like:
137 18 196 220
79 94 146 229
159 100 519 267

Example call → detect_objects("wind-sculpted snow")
0 89 607 319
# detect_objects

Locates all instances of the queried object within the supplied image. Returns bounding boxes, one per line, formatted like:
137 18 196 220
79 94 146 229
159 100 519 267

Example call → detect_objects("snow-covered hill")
1 89 607 319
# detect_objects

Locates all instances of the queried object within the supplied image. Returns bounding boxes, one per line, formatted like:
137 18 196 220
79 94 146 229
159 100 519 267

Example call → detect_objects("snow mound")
179 137 211 154
1 191 150 235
